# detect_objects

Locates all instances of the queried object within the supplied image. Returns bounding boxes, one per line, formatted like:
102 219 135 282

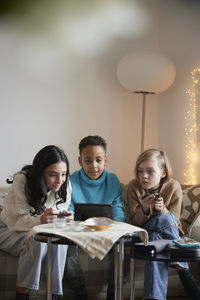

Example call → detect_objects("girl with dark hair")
0 145 73 300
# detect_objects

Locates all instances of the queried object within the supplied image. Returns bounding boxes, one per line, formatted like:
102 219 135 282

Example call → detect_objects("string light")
184 68 200 184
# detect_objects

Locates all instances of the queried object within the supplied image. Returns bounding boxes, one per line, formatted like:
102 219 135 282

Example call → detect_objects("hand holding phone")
141 193 154 214
153 193 163 212
52 212 72 217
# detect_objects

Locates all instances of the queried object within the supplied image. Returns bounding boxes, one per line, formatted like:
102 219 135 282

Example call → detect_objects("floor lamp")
117 50 176 152
134 91 155 152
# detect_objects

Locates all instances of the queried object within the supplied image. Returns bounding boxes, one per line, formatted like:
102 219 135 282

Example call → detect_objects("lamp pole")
134 91 155 153
117 51 176 154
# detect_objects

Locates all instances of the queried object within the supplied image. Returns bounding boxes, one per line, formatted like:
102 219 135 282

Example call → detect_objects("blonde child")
127 149 187 300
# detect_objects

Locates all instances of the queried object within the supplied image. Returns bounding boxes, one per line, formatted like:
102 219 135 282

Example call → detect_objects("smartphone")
52 212 72 217
142 193 160 199
142 193 150 199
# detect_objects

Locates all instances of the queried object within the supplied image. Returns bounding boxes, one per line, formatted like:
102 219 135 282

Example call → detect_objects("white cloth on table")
27 221 148 260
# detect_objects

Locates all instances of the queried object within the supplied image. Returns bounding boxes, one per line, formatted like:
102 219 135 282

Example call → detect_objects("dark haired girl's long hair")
8 145 70 216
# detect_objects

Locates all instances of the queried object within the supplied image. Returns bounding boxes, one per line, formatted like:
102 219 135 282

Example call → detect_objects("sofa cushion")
180 185 200 233
188 212 200 242
121 183 130 223
0 188 9 212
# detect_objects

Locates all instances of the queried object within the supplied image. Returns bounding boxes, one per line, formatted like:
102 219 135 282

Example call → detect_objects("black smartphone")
142 193 150 199
142 193 160 199
52 213 72 217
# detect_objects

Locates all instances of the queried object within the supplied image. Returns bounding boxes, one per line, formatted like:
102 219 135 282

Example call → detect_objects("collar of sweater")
147 185 162 194
80 168 107 186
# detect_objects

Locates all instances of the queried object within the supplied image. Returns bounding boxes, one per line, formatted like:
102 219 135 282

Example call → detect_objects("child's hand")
61 210 73 222
140 193 154 214
41 208 59 224
153 194 164 212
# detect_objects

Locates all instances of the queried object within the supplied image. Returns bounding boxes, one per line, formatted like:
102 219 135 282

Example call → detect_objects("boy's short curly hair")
79 135 107 155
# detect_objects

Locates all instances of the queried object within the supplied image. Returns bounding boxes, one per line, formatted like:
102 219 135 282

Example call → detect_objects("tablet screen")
74 203 113 221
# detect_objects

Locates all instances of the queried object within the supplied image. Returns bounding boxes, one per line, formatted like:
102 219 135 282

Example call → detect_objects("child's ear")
105 155 108 166
78 156 82 167
161 168 167 178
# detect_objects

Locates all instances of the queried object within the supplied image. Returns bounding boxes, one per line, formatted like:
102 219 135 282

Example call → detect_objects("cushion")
180 185 200 233
0 188 9 212
188 212 200 242
121 183 130 223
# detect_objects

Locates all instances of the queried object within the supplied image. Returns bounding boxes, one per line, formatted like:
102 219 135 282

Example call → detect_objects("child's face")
137 159 166 191
44 161 67 192
79 145 108 180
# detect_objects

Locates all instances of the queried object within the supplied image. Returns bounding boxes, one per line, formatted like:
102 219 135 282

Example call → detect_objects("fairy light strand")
184 68 200 184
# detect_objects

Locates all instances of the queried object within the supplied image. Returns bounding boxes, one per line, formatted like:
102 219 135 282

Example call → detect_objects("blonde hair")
135 149 172 183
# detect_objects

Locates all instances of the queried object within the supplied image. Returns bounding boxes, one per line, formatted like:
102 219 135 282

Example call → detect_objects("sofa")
0 184 200 300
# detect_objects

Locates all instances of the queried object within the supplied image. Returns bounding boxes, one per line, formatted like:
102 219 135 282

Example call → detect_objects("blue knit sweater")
68 168 125 222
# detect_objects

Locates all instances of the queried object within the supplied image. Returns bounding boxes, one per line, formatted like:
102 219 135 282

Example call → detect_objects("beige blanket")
27 221 148 260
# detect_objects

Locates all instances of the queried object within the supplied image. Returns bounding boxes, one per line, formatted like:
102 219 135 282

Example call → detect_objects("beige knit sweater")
126 178 183 232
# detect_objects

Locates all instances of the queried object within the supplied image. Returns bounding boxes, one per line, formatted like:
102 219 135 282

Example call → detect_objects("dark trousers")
64 246 87 299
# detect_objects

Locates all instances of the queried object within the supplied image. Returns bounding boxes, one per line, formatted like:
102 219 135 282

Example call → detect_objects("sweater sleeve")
112 181 125 222
67 197 74 215
67 173 77 215
160 179 183 225
127 179 152 227
1 173 41 231
66 179 72 210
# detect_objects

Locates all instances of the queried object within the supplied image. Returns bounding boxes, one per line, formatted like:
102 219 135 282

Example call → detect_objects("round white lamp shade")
117 51 176 94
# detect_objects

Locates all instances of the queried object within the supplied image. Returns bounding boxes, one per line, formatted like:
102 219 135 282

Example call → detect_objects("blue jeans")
142 213 187 300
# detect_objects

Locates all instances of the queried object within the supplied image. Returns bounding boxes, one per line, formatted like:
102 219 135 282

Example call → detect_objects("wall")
156 0 200 183
0 0 157 186
0 0 199 186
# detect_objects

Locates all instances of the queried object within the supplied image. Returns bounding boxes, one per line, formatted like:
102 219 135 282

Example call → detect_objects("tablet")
74 203 113 221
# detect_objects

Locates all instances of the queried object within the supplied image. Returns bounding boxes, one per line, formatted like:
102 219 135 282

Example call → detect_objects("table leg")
47 237 52 300
114 243 119 300
119 238 124 300
130 257 136 300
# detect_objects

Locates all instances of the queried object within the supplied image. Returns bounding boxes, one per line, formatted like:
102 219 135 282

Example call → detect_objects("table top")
29 221 148 260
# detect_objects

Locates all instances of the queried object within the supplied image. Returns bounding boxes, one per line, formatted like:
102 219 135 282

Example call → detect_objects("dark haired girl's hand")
41 208 58 224
61 210 73 222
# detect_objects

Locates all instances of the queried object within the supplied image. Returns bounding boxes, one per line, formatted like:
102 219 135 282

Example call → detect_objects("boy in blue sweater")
68 135 125 222
67 135 125 300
